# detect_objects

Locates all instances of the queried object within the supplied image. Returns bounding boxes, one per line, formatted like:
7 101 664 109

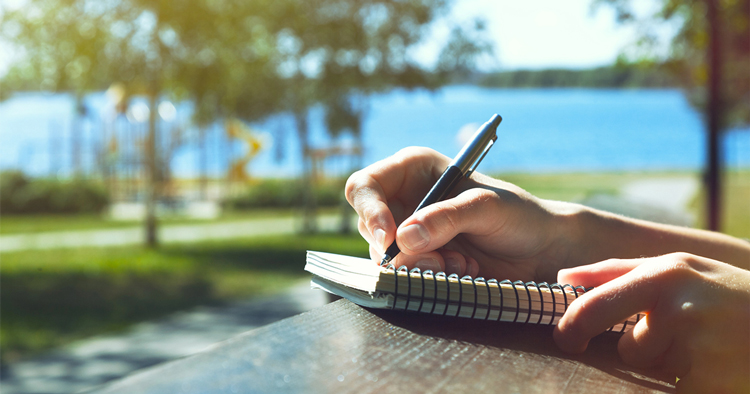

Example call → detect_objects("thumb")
395 188 500 254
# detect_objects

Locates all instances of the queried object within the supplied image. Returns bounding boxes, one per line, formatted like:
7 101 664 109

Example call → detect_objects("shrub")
0 171 109 215
224 178 345 210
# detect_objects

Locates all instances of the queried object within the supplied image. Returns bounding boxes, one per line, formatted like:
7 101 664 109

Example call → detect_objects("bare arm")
556 204 750 271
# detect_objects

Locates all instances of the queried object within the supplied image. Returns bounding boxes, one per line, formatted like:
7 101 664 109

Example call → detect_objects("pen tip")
380 255 392 267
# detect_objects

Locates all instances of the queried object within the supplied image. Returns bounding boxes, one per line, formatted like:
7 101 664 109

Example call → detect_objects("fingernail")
415 258 441 272
373 228 386 251
445 256 461 275
399 224 430 251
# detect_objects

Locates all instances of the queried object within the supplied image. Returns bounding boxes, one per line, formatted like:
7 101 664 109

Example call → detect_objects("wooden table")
95 299 675 393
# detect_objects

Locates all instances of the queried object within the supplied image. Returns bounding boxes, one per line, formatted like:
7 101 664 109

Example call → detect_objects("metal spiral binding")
462 276 477 319
476 277 491 321
383 264 641 330
550 283 563 326
498 280 517 323
517 281 532 324
436 272 449 316
413 267 425 313
425 270 437 314
448 274 461 317
528 281 543 325
399 265 411 311
487 279 499 321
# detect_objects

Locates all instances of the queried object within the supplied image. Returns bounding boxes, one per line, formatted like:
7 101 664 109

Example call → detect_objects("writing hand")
554 253 750 393
345 147 575 281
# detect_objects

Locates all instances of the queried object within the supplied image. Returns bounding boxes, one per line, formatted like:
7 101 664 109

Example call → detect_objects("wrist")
535 199 588 281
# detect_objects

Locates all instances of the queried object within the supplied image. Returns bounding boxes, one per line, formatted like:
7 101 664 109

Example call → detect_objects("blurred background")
0 0 748 392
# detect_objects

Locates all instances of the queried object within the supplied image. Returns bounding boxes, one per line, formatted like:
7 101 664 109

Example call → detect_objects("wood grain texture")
95 300 675 394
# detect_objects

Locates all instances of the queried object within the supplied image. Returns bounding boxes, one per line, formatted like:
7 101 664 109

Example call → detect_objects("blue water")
1 86 748 178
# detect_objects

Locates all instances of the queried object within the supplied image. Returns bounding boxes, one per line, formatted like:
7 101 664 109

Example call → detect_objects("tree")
595 0 750 231
224 0 491 232
2 0 490 240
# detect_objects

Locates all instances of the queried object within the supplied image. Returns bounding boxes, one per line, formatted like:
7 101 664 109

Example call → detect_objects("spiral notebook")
305 251 642 332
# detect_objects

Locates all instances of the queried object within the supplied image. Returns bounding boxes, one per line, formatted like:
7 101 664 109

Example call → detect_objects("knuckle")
344 171 366 203
440 201 462 234
562 298 591 332
659 253 700 278
395 146 435 160
361 205 382 228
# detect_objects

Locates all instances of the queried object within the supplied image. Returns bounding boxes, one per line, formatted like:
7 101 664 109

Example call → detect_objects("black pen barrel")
414 166 464 211
381 165 464 264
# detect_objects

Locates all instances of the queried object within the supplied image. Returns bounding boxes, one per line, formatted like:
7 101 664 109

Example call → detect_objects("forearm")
555 202 750 270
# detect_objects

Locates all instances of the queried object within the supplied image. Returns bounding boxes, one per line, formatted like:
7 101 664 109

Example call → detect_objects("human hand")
554 253 750 393
345 147 577 282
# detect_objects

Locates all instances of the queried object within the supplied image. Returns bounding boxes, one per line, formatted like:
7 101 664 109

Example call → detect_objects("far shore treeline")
473 62 677 89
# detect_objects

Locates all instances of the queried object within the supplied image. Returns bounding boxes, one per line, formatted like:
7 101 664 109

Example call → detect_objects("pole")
706 0 723 231
145 91 159 247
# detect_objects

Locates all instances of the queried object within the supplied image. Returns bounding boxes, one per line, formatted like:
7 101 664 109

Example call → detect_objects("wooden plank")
95 300 675 393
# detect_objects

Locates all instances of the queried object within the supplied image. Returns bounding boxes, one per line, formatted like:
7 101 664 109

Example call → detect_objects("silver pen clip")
464 136 497 178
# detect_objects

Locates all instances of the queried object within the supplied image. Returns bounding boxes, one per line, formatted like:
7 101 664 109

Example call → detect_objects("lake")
1 86 748 178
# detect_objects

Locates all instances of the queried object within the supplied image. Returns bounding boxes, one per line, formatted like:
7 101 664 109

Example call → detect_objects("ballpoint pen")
380 114 503 266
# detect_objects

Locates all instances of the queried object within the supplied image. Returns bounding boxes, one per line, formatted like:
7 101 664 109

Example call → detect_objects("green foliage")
479 63 677 89
1 0 489 125
0 233 369 364
594 0 750 130
0 171 109 215
224 179 344 210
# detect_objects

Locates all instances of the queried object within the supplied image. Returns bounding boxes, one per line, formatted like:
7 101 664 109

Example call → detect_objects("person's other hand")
554 253 750 393
345 147 577 281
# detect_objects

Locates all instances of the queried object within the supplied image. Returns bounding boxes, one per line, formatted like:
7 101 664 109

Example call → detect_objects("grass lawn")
691 170 750 239
0 232 369 365
0 207 339 235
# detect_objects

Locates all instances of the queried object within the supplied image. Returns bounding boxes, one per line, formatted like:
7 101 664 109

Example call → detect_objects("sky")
421 0 669 70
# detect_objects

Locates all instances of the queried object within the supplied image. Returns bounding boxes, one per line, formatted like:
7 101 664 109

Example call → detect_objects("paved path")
0 281 330 394
0 214 351 252
580 176 699 227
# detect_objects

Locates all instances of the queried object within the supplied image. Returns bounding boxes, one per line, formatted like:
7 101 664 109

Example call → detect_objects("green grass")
0 232 369 365
500 172 628 202
0 208 339 235
690 170 750 240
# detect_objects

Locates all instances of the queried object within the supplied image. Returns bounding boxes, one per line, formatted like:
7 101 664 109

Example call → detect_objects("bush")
0 171 109 215
224 178 345 210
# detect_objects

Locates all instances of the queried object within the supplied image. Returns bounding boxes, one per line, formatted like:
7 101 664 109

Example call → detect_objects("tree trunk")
199 127 208 200
71 95 84 178
706 0 723 231
295 109 317 234
145 91 159 247
339 132 363 234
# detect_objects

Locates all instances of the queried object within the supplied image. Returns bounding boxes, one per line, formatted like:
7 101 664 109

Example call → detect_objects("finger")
465 255 480 277
369 244 381 263
358 219 375 246
346 147 449 253
395 188 502 254
389 250 446 274
554 262 661 353
437 249 467 276
658 336 691 376
557 258 645 288
346 170 397 251
617 314 674 369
